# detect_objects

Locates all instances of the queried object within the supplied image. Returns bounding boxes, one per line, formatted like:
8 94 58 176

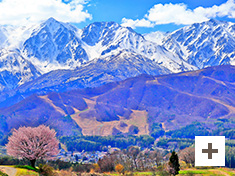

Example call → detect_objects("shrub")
115 164 124 174
158 170 170 176
72 164 93 173
39 164 56 176
0 156 29 165
97 155 115 172
92 163 100 172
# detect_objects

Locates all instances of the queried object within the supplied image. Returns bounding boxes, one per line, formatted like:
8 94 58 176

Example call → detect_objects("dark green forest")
60 135 155 152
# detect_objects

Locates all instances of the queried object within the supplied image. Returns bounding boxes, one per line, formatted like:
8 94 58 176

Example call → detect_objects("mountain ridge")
162 19 235 68
0 18 234 108
0 65 234 139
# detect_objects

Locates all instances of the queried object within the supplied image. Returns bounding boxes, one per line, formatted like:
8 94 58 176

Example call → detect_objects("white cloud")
193 0 235 19
0 0 92 26
122 0 235 28
121 18 154 29
146 3 207 25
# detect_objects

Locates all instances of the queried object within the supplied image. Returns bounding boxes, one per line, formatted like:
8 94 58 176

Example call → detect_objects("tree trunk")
30 159 36 168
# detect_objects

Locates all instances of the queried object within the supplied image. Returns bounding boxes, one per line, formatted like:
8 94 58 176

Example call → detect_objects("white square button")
195 136 225 166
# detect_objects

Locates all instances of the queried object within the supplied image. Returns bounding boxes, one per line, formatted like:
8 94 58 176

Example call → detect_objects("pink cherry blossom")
6 125 59 167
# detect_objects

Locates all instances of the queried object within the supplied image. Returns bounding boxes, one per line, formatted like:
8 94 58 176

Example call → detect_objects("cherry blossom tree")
6 125 60 168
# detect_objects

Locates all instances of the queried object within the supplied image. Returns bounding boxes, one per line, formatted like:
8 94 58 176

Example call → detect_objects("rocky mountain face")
0 50 41 91
0 19 176 96
18 50 170 93
0 65 234 138
22 18 89 73
81 21 194 72
0 50 170 107
162 19 235 69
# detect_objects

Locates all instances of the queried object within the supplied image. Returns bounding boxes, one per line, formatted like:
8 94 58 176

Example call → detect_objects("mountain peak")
163 18 235 69
44 17 60 24
41 17 74 32
82 21 121 35
206 18 221 26
81 21 121 46
38 17 64 34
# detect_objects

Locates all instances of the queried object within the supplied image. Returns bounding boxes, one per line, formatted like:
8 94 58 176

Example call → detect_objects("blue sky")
79 0 234 33
0 0 234 33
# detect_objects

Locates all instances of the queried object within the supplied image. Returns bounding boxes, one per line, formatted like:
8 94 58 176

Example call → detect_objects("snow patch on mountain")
81 40 106 60
0 50 40 91
143 31 168 45
163 19 235 69
0 18 234 95
81 21 194 73
21 18 89 73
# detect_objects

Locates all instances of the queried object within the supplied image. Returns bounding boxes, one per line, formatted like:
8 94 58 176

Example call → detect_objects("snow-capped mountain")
81 21 195 72
22 17 89 73
0 18 191 94
162 19 235 68
0 18 234 104
0 49 40 91
0 50 171 107
17 50 170 94
21 19 190 74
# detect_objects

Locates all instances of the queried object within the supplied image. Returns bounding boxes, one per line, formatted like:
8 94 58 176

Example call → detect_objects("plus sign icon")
195 136 225 166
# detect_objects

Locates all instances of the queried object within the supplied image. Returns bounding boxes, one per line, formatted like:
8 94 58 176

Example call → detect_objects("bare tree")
149 150 163 166
179 147 195 167
126 146 141 171
97 154 115 172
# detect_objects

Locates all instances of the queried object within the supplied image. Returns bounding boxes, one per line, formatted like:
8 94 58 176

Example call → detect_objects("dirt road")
0 166 17 176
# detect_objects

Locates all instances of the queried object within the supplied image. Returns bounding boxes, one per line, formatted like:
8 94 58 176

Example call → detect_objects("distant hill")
0 65 234 139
